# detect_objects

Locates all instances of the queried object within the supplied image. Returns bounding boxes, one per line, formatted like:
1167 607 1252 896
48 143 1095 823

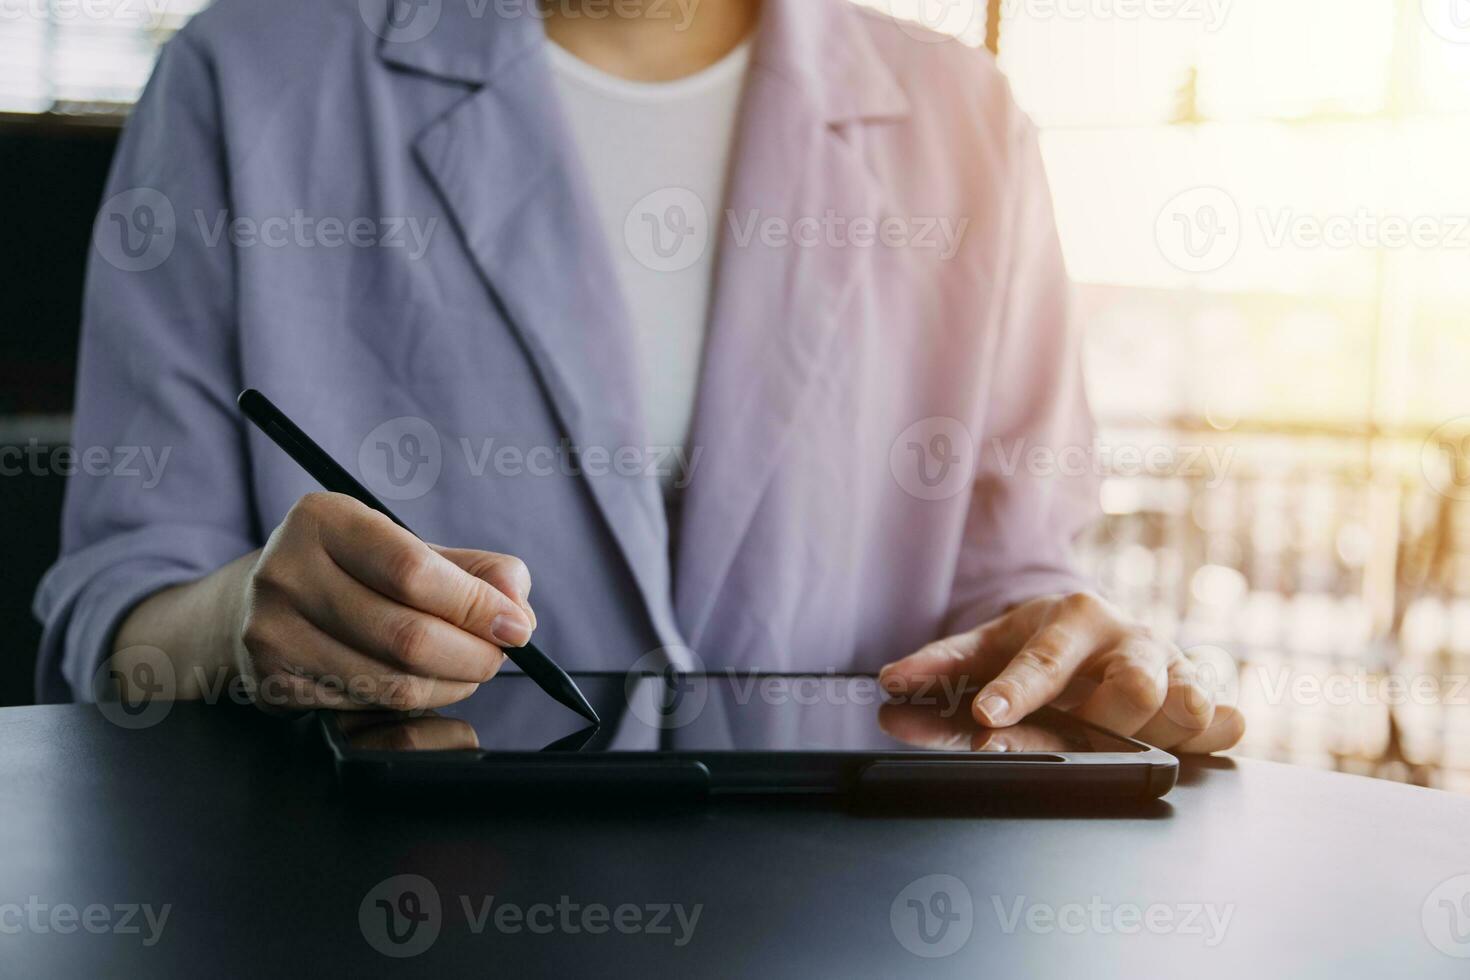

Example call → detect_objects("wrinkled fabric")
35 0 1098 701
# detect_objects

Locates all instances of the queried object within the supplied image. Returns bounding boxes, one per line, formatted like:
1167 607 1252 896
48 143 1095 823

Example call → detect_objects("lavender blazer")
34 0 1098 701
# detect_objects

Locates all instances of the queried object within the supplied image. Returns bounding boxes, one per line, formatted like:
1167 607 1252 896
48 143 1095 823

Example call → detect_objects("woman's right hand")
235 492 536 712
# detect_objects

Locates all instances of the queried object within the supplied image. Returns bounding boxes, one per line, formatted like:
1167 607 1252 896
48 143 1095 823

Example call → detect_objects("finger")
258 558 505 681
245 611 487 708
1071 640 1169 736
287 559 508 683
878 601 1051 695
435 547 536 629
316 501 533 646
1133 659 1218 748
310 575 505 681
971 620 1093 727
1174 704 1246 755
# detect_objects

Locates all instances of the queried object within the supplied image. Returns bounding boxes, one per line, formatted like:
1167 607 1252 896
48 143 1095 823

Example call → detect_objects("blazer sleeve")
32 32 258 702
944 112 1101 634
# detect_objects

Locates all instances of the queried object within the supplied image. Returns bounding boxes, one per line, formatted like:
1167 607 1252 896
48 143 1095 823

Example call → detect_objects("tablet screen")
331 673 1151 756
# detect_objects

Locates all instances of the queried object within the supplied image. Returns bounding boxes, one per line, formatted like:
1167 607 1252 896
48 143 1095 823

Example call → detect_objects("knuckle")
1112 662 1166 713
240 611 282 664
240 623 267 660
377 676 428 712
384 545 433 597
459 579 509 630
311 673 348 701
1017 643 1067 678
1036 620 1078 650
1059 592 1101 618
250 558 294 598
290 491 334 525
1168 653 1199 685
386 613 434 668
498 555 532 597
1174 682 1216 725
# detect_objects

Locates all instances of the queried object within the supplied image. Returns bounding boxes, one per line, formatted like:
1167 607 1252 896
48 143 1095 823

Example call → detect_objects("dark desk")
2 702 1468 978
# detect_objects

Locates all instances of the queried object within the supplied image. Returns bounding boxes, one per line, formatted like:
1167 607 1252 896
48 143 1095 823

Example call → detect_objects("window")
0 0 207 115
999 0 1470 787
863 0 1470 789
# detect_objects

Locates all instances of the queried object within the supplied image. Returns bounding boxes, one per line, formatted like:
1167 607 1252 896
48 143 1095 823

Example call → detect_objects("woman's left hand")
878 593 1245 754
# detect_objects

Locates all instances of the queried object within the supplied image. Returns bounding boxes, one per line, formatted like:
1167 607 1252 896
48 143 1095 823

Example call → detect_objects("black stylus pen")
237 389 600 726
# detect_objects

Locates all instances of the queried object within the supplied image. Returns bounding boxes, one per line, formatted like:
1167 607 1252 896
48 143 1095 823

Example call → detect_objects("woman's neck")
542 0 761 82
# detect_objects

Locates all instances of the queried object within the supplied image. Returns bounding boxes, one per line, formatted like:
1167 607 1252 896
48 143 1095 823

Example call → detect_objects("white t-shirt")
547 39 752 501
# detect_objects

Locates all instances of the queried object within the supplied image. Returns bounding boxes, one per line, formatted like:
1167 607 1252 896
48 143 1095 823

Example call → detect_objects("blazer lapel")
375 6 682 649
673 0 910 645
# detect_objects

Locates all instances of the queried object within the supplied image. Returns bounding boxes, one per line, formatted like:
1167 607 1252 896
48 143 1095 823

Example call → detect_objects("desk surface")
2 701 1468 978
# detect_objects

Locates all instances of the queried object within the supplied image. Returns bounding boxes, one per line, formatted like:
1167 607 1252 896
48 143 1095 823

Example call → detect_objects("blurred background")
2 0 1468 789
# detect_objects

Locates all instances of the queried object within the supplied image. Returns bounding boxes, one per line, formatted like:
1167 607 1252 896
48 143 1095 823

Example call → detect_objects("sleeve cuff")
33 523 255 703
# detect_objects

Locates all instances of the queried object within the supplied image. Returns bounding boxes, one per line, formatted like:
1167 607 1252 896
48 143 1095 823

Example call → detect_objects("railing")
1077 422 1470 791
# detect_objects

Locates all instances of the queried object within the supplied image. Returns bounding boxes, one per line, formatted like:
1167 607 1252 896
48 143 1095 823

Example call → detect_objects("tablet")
320 672 1178 803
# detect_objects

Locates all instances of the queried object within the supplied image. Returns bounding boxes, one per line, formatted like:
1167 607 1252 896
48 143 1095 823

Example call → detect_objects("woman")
35 0 1242 753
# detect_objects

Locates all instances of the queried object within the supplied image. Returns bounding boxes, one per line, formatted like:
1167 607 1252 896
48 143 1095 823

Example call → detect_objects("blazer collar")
371 0 540 85
373 0 914 652
374 0 910 124
751 0 910 125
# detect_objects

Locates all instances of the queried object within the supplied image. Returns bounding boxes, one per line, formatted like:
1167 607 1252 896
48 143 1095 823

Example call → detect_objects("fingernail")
976 694 1010 726
491 613 532 648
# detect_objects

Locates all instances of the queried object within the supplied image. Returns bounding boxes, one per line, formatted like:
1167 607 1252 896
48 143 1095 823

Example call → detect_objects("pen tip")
575 700 600 725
